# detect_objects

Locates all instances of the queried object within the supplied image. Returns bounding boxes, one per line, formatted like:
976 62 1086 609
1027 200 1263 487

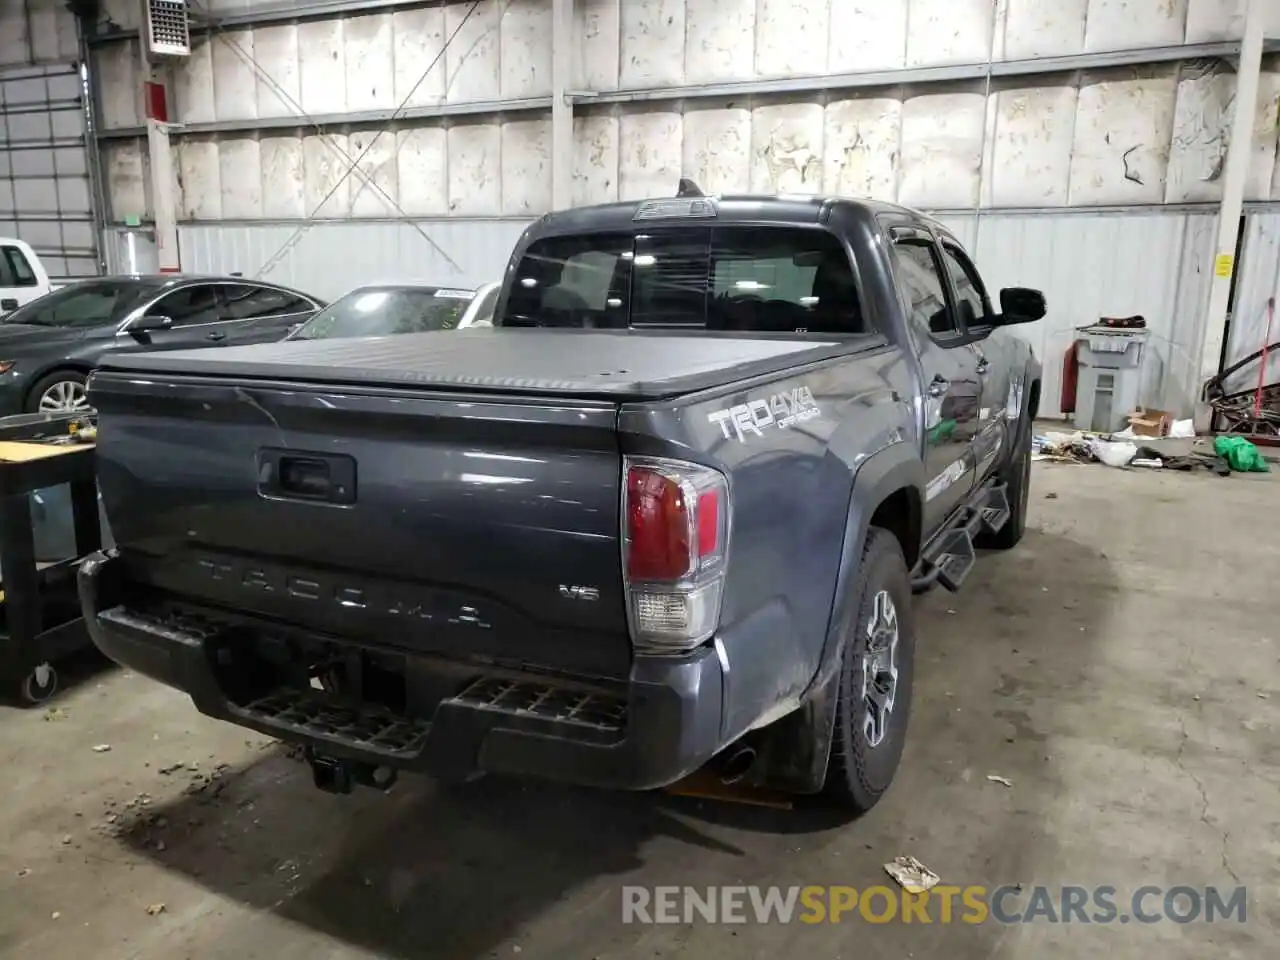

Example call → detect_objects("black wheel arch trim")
814 440 924 694
751 440 923 795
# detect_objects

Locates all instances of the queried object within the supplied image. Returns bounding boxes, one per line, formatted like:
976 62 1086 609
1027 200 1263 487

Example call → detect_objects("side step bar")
911 481 1010 593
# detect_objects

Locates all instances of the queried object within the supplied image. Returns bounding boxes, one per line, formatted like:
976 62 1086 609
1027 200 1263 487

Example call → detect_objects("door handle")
928 375 949 398
206 331 227 342
1 298 17 311
976 357 990 375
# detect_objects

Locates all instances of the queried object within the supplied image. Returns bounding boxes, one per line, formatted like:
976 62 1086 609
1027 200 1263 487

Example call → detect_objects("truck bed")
95 328 851 401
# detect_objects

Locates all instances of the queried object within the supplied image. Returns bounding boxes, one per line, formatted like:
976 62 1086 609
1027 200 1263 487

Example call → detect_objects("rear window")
291 286 475 341
499 226 867 335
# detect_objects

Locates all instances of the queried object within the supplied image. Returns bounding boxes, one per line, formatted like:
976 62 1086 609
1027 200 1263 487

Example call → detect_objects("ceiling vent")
143 0 192 58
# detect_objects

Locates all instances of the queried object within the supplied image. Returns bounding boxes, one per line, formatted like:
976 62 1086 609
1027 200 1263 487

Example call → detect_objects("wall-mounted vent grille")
143 0 191 58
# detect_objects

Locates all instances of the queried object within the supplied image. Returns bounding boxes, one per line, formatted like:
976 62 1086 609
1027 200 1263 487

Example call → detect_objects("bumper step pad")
239 689 431 757
451 676 627 734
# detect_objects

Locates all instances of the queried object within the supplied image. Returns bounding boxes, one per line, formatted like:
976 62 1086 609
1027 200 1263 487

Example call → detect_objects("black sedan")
0 274 323 415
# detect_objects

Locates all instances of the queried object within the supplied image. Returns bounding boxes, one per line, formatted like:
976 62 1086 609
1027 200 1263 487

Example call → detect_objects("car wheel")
823 526 916 815
27 370 91 415
977 416 1032 550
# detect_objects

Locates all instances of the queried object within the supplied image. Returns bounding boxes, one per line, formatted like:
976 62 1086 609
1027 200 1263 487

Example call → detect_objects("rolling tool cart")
0 412 103 705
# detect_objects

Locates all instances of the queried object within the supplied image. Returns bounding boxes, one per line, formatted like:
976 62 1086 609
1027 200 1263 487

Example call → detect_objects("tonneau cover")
95 328 852 401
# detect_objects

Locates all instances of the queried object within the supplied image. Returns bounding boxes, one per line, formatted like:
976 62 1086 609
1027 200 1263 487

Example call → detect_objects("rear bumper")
78 551 726 791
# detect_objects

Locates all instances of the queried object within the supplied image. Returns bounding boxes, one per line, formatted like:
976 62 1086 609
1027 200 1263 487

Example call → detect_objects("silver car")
286 281 500 342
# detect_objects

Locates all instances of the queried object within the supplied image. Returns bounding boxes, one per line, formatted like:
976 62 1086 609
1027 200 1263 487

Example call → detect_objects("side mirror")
130 313 173 333
997 288 1046 325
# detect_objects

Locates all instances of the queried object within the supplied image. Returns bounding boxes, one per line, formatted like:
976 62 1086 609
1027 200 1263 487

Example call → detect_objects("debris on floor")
1213 436 1271 473
986 774 1013 787
1034 427 1267 476
91 744 112 753
883 856 941 894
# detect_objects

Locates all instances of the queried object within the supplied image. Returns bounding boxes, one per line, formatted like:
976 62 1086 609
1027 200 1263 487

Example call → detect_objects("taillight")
622 457 730 656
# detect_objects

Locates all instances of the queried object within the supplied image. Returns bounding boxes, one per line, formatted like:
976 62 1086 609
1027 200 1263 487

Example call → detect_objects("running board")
911 482 1010 594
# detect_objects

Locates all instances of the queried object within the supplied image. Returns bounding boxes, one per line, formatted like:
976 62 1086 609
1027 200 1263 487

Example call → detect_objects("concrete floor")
1 460 1277 959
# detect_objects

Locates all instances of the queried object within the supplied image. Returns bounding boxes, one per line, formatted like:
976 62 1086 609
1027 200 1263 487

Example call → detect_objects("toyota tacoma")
79 186 1043 814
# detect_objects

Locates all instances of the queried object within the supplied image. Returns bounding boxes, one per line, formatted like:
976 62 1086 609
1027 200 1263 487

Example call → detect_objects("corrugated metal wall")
177 219 534 302
172 209 1217 417
938 210 1217 418
1223 212 1280 394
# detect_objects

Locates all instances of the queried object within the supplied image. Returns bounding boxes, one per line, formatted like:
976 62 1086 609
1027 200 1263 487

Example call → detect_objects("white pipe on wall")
1196 0 1266 423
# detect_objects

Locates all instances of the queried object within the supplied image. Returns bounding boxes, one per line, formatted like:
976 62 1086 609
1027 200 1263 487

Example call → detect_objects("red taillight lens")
625 462 727 583
626 466 692 581
696 489 720 557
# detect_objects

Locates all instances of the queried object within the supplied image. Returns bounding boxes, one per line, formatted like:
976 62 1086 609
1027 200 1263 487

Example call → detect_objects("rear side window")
1 246 37 287
500 227 867 335
148 284 221 326
222 283 314 320
892 240 959 341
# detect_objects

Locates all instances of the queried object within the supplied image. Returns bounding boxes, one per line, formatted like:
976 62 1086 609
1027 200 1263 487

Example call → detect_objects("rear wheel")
824 527 916 815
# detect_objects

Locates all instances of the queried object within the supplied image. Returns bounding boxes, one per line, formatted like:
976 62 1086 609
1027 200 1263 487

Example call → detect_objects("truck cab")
0 238 54 317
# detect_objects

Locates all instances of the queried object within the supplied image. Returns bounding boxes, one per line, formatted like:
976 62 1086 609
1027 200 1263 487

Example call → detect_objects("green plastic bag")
1213 435 1271 473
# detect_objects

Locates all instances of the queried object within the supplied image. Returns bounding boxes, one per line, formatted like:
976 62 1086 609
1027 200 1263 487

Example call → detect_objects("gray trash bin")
1072 326 1149 434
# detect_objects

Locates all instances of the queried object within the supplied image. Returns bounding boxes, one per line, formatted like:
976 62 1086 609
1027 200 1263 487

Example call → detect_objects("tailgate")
90 371 631 678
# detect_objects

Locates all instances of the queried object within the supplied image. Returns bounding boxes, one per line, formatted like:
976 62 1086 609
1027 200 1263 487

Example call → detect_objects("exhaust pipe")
718 745 757 785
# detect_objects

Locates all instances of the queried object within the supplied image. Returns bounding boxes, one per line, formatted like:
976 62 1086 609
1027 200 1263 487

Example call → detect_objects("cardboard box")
1126 406 1173 438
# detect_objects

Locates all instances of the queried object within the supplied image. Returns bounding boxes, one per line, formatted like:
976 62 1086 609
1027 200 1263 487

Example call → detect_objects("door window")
891 240 961 343
939 243 989 327
0 246 38 287
221 283 314 320
146 284 222 326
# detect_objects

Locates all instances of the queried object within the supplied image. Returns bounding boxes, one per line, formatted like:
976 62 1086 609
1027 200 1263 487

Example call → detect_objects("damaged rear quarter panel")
617 343 918 743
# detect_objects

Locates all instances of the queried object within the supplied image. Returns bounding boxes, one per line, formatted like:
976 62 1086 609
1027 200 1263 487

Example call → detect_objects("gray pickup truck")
78 186 1043 814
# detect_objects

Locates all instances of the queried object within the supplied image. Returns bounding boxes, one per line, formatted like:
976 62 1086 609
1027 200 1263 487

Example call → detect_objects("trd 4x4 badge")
708 385 821 442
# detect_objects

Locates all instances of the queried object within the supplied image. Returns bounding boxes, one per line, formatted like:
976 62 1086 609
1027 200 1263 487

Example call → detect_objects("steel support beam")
572 40 1279 108
91 40 1278 142
1196 0 1268 427
551 0 573 210
95 96 555 140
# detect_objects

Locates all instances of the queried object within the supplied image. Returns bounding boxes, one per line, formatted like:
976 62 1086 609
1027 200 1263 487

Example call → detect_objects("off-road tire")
977 415 1032 550
823 527 916 815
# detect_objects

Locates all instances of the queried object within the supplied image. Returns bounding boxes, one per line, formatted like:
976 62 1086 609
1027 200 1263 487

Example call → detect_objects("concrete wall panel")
685 0 755 84
822 96 902 200
1068 68 1179 205
573 114 620 206
621 0 687 88
447 122 502 215
619 110 683 199
987 83 1078 207
750 102 825 193
682 105 752 195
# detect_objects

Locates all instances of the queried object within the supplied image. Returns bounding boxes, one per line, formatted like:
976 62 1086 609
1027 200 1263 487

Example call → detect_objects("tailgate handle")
258 449 356 505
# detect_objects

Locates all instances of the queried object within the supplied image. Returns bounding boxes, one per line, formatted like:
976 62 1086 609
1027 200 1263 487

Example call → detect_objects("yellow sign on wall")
1214 253 1234 278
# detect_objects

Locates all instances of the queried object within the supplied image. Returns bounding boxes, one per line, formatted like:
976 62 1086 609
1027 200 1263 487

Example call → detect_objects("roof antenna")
676 178 704 198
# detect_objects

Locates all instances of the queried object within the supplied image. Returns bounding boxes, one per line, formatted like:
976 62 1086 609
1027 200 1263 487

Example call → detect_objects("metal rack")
0 412 101 705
